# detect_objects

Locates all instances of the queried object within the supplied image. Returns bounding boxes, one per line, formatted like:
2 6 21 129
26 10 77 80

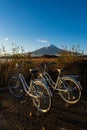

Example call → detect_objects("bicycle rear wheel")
59 76 81 104
32 81 51 113
8 77 24 98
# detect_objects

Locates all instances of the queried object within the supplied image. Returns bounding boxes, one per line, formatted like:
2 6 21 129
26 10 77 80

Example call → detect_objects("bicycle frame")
39 68 82 93
39 71 68 92
18 73 40 99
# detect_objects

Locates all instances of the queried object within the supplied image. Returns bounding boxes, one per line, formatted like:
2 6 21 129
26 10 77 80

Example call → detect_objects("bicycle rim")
32 81 51 113
8 77 24 98
59 77 81 104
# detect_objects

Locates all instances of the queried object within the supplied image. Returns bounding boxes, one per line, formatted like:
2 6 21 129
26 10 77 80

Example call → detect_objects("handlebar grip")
40 62 56 68
15 61 32 68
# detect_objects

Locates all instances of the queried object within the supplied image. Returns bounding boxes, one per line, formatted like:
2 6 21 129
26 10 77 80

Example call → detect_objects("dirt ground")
0 90 87 130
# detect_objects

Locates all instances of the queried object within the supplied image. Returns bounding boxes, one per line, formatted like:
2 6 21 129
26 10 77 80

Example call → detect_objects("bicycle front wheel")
8 77 24 98
32 81 51 113
59 76 81 104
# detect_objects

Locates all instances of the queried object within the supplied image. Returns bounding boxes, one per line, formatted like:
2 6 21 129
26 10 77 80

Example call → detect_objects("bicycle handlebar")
15 61 32 69
40 62 56 69
47 62 56 67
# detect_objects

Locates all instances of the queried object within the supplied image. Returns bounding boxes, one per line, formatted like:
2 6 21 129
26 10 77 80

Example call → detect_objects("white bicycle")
38 62 82 104
8 62 51 113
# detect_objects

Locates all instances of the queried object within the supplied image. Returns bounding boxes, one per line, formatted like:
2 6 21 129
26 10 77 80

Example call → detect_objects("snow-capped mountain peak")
31 44 62 56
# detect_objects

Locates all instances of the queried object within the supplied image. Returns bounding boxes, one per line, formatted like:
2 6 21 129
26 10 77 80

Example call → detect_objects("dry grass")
0 55 87 96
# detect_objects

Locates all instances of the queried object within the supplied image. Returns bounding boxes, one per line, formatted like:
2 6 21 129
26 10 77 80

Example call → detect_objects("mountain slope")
31 44 62 56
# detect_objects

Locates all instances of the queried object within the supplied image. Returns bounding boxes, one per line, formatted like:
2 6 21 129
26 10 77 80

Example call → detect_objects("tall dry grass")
0 50 86 94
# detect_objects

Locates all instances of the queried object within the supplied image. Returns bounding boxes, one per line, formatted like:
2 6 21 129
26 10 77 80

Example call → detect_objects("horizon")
0 0 87 54
0 44 85 56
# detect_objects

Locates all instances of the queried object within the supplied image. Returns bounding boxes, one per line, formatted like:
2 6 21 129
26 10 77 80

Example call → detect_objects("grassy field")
0 56 87 96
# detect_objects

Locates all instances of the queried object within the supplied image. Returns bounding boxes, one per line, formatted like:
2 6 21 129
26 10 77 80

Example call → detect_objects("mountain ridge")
31 44 63 56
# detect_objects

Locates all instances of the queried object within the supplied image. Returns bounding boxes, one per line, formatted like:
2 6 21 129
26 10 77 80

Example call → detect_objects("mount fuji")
31 44 63 56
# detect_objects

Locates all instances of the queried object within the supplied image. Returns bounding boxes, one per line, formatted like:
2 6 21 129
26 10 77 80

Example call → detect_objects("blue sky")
0 0 87 54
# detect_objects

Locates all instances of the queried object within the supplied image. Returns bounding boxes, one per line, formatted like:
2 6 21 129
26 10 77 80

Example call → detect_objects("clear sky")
0 0 87 54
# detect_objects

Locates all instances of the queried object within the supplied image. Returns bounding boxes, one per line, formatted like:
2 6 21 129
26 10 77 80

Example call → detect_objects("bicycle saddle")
29 69 39 74
57 68 64 74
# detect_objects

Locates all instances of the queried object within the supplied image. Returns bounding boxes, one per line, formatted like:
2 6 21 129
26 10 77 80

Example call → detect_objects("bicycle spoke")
32 81 51 113
8 77 24 98
59 77 81 104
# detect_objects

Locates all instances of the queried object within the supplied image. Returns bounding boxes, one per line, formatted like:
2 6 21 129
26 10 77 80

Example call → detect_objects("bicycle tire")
8 76 25 98
59 76 81 104
32 81 51 113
